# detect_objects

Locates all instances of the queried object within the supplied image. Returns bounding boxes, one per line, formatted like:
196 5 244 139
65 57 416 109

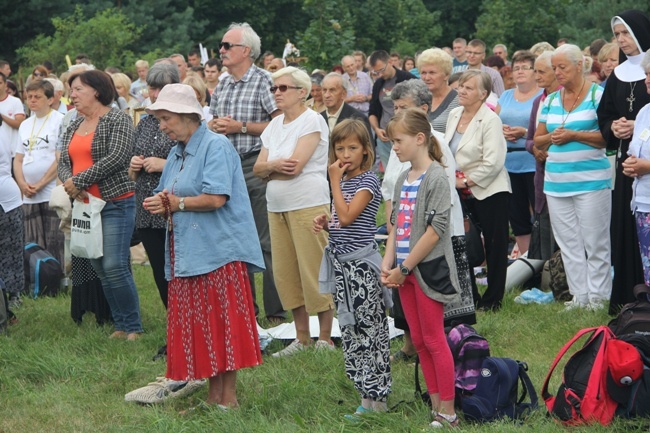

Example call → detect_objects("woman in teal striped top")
534 44 612 312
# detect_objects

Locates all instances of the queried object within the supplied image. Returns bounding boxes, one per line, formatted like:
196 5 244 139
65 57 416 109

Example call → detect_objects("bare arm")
328 159 373 227
254 131 321 180
144 190 226 214
33 160 58 192
1 113 25 129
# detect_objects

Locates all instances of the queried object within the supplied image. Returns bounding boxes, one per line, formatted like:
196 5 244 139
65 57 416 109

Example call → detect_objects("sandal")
343 405 372 422
430 413 459 428
390 349 417 363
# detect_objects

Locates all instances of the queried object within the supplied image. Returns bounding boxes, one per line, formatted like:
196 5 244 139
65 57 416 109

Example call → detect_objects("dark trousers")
139 228 169 310
464 192 510 310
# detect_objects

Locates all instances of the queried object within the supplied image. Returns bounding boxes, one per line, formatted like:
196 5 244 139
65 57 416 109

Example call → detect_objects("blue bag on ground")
461 357 538 422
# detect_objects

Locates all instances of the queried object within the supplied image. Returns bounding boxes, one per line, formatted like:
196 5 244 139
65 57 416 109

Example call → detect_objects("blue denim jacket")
155 123 264 279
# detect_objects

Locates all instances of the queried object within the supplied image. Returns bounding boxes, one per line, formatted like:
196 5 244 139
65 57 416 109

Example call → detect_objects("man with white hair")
320 72 371 136
493 44 511 66
208 22 285 322
44 78 67 114
341 55 372 116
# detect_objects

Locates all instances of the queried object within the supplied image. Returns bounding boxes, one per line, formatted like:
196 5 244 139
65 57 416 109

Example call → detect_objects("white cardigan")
445 104 511 200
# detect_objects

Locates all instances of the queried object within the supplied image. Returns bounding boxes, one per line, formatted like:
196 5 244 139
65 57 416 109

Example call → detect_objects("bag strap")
517 361 539 408
451 328 485 360
541 326 602 400
415 355 424 396
633 283 650 301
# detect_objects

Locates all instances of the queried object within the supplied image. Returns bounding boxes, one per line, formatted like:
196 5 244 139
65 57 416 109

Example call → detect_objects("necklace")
28 110 52 152
560 79 586 126
627 82 637 112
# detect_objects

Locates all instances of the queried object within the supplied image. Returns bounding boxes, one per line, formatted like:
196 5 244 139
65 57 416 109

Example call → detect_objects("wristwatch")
400 264 411 276
241 121 247 134
178 197 185 211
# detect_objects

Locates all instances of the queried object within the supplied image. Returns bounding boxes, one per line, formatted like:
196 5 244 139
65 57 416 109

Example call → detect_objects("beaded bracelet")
160 194 172 231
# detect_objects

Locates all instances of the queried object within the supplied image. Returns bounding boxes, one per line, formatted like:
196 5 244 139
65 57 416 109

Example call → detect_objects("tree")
557 0 647 48
391 0 442 55
298 0 356 70
16 7 141 72
422 0 482 46
474 0 562 52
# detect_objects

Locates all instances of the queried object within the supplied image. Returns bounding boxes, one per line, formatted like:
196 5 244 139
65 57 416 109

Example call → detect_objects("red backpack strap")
541 327 600 402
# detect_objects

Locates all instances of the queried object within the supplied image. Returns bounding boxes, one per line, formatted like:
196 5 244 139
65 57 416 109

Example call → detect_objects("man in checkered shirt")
208 22 285 322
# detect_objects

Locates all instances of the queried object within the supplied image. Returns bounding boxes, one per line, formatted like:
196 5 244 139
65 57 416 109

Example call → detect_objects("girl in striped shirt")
314 119 391 419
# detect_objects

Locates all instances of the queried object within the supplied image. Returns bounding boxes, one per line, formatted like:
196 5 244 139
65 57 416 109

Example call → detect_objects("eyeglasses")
270 85 302 93
465 51 485 57
370 65 387 76
513 66 533 72
219 42 246 51
33 73 44 77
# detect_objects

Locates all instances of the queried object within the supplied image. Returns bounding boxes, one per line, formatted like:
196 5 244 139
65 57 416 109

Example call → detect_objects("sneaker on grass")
124 377 206 404
314 339 335 351
272 339 305 357
562 297 588 312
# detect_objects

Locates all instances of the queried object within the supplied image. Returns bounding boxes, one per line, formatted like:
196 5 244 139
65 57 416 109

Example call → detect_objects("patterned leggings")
334 258 391 401
635 211 650 286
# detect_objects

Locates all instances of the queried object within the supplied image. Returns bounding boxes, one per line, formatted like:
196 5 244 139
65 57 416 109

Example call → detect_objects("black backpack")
461 357 538 422
24 243 63 298
610 333 650 418
609 284 650 337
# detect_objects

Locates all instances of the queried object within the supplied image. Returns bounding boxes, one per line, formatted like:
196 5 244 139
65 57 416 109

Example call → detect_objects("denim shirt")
155 123 264 279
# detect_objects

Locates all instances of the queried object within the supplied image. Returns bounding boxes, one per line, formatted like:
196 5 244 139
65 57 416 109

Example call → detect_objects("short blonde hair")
183 75 208 106
111 72 132 92
416 48 453 76
597 42 618 64
271 66 311 95
135 59 149 69
530 41 555 57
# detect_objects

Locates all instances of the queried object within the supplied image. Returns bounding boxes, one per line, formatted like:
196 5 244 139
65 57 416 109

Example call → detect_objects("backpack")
24 243 64 298
608 284 650 337
414 324 490 408
541 326 618 425
461 357 538 422
541 249 571 301
446 324 491 397
610 333 650 418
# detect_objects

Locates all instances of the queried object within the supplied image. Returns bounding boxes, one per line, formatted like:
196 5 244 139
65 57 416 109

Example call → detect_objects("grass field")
3 264 649 433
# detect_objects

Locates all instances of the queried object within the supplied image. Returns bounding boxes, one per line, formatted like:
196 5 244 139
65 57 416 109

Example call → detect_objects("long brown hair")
329 119 375 171
386 108 444 165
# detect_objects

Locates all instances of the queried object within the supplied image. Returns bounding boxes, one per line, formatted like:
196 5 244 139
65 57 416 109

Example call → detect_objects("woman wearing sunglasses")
254 67 335 356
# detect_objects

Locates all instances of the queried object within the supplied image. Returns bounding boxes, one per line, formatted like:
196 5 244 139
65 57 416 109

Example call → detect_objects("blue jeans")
375 137 391 171
90 196 142 333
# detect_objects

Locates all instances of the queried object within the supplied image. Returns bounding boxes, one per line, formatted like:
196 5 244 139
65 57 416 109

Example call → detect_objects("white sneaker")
124 377 206 404
563 297 588 312
587 300 605 311
314 339 335 351
272 339 305 357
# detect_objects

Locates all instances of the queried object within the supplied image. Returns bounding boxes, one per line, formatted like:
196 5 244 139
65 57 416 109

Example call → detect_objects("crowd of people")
1 8 650 428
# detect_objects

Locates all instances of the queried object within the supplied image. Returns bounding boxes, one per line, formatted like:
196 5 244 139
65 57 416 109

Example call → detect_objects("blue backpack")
461 357 539 422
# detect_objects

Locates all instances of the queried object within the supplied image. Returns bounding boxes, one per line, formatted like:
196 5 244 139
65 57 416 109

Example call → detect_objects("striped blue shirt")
328 171 381 254
539 83 610 197
396 173 424 265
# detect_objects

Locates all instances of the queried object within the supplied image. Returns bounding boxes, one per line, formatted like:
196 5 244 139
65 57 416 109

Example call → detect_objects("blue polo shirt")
155 122 264 278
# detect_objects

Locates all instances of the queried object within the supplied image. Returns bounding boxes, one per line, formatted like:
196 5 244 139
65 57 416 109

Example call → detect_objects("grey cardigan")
391 162 461 305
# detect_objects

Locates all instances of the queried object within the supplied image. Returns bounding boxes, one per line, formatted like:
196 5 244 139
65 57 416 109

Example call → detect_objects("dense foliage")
2 0 649 75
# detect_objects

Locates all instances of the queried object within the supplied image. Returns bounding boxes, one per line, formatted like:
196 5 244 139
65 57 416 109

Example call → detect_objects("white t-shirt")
261 109 329 212
0 94 25 157
16 109 63 204
0 138 21 212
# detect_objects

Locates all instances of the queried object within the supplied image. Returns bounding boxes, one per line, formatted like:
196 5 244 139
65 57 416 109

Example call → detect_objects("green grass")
1 266 648 433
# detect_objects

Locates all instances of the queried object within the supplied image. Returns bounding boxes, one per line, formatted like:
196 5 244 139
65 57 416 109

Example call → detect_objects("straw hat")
145 83 204 119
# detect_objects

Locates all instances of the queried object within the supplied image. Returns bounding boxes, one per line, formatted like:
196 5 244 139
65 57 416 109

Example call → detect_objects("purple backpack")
447 324 491 397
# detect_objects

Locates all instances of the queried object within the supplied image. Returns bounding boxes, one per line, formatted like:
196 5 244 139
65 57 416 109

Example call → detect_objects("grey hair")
44 77 64 92
341 55 355 65
535 51 554 68
553 44 587 73
272 66 312 95
228 22 261 60
391 80 432 112
642 49 650 73
458 70 492 102
170 53 186 62
310 72 324 86
147 63 180 88
323 72 349 92
493 43 508 53
67 64 95 74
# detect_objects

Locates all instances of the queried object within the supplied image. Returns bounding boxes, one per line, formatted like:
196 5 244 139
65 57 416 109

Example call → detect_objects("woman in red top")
58 70 142 340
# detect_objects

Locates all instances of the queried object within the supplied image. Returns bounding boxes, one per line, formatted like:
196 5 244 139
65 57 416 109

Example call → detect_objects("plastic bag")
70 194 106 259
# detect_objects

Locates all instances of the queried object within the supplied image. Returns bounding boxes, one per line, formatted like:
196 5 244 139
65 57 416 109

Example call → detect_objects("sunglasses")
219 42 246 51
270 85 302 93
33 72 44 77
